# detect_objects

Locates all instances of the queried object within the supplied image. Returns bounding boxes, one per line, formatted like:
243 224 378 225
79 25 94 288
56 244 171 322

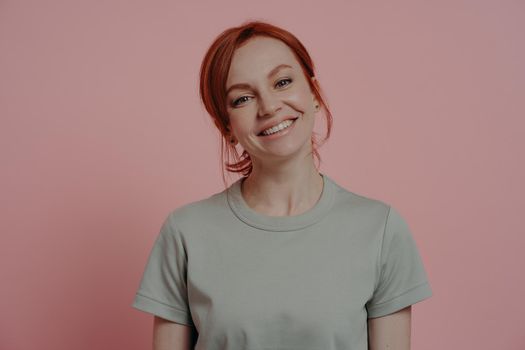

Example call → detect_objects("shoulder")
163 188 230 235
328 177 392 223
333 188 412 243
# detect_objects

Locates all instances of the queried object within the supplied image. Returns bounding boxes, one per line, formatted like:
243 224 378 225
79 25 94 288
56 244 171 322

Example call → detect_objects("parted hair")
199 20 333 188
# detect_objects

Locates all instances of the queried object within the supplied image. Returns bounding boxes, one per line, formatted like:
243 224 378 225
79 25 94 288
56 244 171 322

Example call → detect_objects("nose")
257 90 282 118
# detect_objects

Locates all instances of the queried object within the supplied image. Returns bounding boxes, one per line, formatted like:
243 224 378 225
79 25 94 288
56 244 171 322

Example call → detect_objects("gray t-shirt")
132 173 432 349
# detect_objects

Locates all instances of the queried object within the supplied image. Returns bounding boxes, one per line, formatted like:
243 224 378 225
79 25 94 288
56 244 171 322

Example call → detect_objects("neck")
241 159 323 217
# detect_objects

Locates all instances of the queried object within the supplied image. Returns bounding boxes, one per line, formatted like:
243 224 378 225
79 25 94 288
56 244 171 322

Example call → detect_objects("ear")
312 94 320 111
310 75 319 86
310 76 320 107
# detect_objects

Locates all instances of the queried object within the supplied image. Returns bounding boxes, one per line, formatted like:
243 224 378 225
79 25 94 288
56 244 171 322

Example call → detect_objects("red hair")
199 20 333 188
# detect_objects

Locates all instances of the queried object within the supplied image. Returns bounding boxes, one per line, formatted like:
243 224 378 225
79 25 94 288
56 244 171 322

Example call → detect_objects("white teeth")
261 119 295 136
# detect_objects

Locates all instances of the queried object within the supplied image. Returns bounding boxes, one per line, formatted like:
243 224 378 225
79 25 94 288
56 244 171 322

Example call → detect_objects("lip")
257 117 298 140
257 115 300 136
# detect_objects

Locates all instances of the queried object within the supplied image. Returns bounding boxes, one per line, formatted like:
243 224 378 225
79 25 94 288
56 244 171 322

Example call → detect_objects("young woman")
132 20 432 350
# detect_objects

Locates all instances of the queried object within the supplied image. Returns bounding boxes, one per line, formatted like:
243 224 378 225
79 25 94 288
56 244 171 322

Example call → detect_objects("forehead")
226 36 301 85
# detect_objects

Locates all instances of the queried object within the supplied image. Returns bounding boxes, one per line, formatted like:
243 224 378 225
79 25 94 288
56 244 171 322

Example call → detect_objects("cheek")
229 115 253 134
284 87 314 110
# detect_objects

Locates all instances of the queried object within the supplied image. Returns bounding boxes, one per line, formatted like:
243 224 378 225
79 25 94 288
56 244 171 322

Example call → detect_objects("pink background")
1 0 524 349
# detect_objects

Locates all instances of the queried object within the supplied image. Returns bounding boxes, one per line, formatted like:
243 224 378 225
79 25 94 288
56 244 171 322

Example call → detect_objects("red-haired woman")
133 20 432 350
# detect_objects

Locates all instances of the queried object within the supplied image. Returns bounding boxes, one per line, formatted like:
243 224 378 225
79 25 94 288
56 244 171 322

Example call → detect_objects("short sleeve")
366 205 433 318
131 213 194 326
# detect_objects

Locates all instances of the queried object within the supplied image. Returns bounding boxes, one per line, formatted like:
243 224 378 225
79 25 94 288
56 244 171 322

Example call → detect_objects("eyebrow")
226 64 293 95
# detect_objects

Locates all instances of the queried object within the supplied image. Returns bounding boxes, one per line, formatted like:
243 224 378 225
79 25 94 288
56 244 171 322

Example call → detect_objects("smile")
259 118 298 136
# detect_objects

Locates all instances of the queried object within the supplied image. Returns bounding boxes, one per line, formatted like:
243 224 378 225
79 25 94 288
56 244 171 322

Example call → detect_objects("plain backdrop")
1 0 524 349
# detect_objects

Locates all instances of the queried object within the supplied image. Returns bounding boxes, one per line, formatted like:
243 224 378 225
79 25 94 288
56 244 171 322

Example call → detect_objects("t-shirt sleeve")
366 205 433 318
131 213 194 326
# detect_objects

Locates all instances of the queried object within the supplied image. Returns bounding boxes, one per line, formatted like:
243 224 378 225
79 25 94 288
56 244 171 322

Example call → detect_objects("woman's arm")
153 316 197 350
368 306 412 350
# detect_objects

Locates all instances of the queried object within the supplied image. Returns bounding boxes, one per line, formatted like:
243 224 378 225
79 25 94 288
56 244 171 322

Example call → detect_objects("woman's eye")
232 96 250 107
232 79 292 107
276 78 292 88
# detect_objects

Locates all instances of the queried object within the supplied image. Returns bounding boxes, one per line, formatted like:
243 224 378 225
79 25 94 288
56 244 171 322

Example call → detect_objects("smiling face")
225 36 320 164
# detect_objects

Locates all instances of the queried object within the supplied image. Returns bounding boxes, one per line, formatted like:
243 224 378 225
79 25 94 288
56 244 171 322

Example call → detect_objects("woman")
132 20 432 350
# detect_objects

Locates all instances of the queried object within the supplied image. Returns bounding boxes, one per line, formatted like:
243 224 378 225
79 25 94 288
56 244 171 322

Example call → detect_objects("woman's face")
225 36 320 163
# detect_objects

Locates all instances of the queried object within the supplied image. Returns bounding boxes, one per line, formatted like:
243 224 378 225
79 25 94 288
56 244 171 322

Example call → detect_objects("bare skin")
368 306 412 349
224 36 323 217
152 316 197 350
